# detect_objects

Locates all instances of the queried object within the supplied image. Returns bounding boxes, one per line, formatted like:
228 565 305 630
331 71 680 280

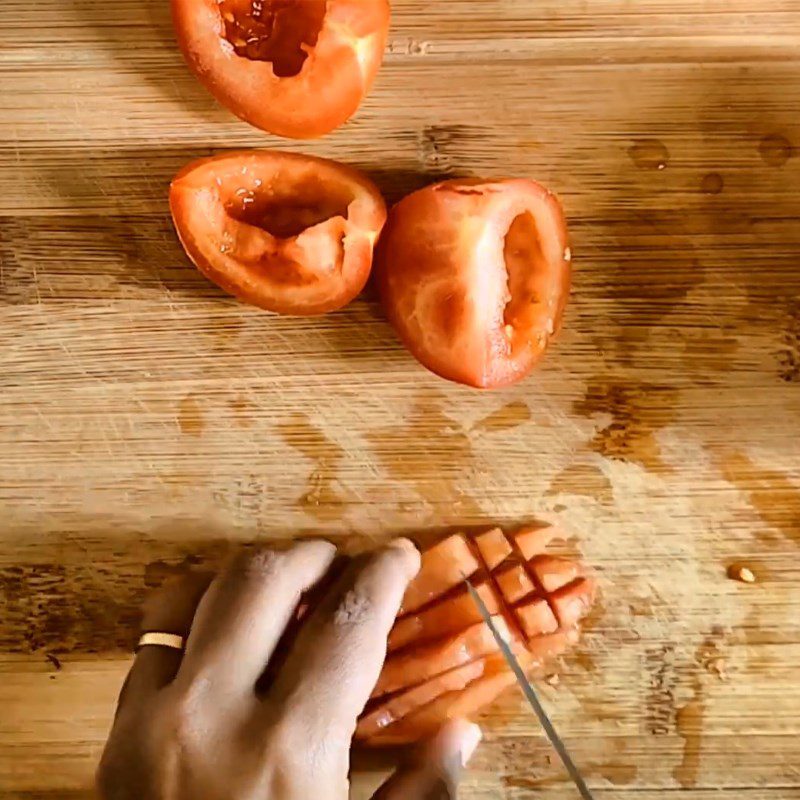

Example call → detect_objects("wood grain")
1 0 799 797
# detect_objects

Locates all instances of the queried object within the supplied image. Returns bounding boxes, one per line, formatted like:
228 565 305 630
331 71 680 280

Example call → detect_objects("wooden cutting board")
1 1 799 797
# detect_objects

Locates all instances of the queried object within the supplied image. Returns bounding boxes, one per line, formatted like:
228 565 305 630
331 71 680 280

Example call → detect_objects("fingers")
177 540 336 695
269 538 420 734
371 720 482 800
119 571 213 711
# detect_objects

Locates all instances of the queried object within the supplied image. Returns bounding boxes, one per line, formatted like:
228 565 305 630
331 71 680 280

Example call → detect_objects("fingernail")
459 723 483 767
387 537 419 555
387 538 421 577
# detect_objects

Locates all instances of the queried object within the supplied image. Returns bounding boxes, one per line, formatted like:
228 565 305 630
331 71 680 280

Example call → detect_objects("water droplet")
628 139 670 171
701 172 724 195
759 134 793 167
564 247 572 263
376 710 395 729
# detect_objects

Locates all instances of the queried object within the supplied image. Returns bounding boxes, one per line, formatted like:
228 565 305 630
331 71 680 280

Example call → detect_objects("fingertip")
292 538 338 563
429 719 483 769
455 721 483 767
369 720 482 799
385 537 421 578
387 536 418 554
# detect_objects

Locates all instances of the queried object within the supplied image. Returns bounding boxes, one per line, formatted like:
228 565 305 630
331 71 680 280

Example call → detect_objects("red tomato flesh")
170 150 387 316
376 178 571 388
172 0 391 138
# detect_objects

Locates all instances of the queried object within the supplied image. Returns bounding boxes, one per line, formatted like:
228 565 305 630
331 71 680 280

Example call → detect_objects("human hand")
97 540 482 800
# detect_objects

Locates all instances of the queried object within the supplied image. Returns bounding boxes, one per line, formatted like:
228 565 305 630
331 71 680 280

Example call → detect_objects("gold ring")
137 632 185 652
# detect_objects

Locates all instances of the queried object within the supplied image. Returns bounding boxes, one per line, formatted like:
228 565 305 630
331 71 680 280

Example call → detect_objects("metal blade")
464 578 595 800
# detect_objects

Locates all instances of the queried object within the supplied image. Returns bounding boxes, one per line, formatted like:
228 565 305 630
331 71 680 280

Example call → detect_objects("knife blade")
464 578 595 800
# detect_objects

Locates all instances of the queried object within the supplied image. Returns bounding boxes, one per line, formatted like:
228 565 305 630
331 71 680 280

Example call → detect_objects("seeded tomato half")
376 178 572 389
170 151 387 316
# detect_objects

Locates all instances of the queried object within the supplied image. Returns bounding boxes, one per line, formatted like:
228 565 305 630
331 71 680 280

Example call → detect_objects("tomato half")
172 0 391 139
170 151 387 316
376 178 571 389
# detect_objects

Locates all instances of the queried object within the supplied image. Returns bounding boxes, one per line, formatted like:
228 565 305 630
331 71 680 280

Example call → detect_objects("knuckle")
259 713 310 768
230 546 282 580
330 544 421 628
96 699 181 799
163 682 209 747
170 701 199 746
265 712 346 771
333 588 375 627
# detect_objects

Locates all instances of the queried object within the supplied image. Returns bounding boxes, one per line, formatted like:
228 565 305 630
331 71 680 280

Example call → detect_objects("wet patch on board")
366 391 481 519
472 401 532 433
277 412 349 521
573 379 679 471
715 451 800 546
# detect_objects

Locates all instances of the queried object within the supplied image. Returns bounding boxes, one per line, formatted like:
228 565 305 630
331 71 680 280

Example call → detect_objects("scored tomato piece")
474 527 513 570
356 660 486 740
529 555 582 593
373 617 510 698
529 627 582 664
514 524 559 560
376 178 571 388
172 0 391 138
399 534 480 615
549 577 597 628
170 151 387 316
515 597 559 639
388 582 498 653
495 563 537 605
366 652 533 746
359 527 597 746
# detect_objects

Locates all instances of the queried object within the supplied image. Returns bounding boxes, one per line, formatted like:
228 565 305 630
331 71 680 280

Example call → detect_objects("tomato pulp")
170 151 387 316
172 0 391 138
376 178 572 388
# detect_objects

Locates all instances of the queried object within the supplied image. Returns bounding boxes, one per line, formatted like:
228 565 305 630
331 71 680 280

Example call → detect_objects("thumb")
371 720 483 799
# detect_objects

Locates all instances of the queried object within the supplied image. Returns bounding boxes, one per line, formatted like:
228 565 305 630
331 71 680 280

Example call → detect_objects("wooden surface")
1 0 800 797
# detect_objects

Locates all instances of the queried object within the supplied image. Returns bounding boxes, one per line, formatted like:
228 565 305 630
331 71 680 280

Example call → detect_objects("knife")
464 578 595 800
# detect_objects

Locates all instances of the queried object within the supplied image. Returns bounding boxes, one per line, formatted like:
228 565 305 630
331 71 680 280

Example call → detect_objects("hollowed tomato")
170 150 387 316
171 0 391 139
376 178 571 389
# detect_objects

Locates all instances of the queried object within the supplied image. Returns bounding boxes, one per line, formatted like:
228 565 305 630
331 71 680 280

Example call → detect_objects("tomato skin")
171 0 391 139
170 151 387 316
376 179 571 389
